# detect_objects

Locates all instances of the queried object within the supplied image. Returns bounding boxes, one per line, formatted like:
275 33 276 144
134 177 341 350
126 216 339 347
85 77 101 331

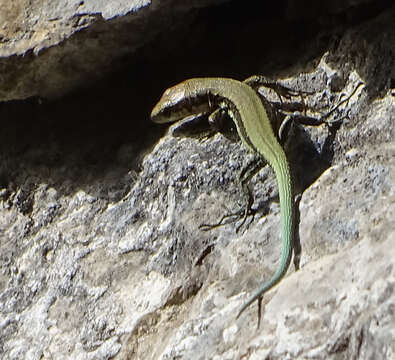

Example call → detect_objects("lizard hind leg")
235 157 267 232
199 158 267 233
198 107 267 233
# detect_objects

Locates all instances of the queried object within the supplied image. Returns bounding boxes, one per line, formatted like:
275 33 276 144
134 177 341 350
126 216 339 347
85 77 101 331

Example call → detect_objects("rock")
0 1 394 359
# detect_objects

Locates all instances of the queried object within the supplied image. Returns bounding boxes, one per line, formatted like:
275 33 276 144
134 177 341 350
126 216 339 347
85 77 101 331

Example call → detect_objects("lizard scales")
151 78 294 318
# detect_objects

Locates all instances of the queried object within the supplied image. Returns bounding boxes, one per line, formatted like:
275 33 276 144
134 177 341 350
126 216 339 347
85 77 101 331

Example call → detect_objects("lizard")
150 77 295 319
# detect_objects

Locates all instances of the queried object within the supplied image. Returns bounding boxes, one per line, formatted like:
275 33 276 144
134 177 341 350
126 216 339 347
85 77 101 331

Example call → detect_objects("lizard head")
151 80 211 124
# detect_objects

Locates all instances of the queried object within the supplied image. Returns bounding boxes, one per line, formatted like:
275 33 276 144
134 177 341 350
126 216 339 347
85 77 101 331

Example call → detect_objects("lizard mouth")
151 95 212 124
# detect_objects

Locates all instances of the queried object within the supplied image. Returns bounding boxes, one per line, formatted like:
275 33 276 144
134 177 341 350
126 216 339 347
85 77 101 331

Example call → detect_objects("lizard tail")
237 154 294 319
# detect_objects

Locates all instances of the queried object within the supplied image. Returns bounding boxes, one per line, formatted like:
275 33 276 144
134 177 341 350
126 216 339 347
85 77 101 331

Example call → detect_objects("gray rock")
0 1 394 359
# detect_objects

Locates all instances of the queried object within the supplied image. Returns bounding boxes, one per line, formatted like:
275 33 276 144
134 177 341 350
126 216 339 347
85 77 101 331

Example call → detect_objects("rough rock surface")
1 1 394 360
0 0 226 100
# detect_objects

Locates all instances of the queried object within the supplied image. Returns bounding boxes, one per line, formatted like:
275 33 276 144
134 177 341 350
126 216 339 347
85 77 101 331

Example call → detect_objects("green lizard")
150 77 295 319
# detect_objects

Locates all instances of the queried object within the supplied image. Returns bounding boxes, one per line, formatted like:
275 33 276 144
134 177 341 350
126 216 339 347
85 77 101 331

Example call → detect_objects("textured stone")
0 1 394 359
0 0 226 100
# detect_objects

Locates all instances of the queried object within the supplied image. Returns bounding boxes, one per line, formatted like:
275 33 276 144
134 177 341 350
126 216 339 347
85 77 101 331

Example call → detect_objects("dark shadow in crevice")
0 0 392 202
